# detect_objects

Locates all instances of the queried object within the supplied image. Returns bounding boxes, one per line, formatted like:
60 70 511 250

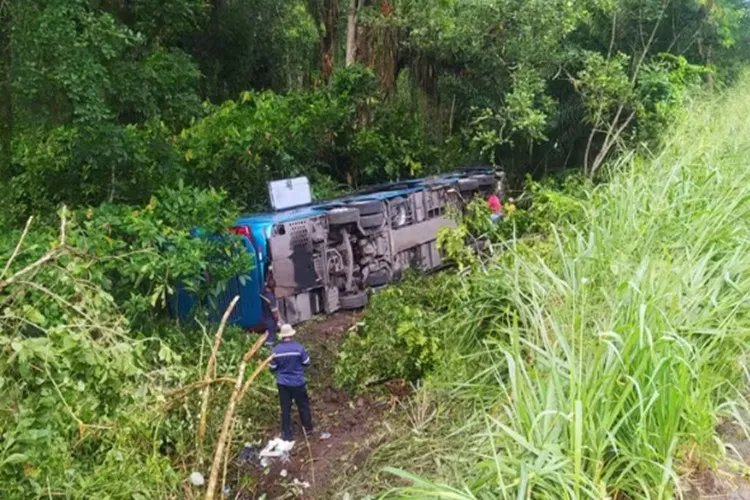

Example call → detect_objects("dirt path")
236 312 390 499
683 419 750 499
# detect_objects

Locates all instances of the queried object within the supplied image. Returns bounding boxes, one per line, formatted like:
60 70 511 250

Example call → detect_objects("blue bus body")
176 167 502 329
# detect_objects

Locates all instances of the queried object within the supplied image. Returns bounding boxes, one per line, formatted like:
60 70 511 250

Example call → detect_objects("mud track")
236 312 389 499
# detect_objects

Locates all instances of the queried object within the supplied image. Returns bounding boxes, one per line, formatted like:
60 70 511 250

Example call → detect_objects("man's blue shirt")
269 341 310 387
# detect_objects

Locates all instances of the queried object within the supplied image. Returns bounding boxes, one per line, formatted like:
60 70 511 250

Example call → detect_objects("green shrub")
437 175 589 268
0 217 179 498
379 75 750 499
335 273 457 392
0 190 264 498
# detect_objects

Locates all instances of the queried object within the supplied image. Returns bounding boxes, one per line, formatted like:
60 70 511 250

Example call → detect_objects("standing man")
269 324 314 442
260 274 280 345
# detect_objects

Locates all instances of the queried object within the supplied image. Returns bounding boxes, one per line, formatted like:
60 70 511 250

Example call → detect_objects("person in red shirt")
488 192 503 223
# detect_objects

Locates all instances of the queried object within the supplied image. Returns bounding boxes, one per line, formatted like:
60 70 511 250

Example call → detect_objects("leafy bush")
335 273 457 392
76 183 251 321
0 215 179 498
437 175 588 268
1 185 251 325
0 189 267 498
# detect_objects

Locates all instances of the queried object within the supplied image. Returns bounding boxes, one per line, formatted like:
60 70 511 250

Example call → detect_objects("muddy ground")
234 312 392 499
682 419 750 499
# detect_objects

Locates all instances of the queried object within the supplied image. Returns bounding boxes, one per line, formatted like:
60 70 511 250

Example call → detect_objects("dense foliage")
338 77 750 498
2 0 750 497
0 187 276 497
3 0 750 222
335 272 460 391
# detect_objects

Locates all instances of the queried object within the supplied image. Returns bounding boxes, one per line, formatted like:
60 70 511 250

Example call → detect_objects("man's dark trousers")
278 384 313 440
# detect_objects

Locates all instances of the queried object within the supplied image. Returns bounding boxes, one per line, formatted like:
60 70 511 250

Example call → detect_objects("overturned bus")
175 166 503 330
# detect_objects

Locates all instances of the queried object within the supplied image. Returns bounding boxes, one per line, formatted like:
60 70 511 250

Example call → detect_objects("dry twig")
163 377 237 411
197 295 240 462
205 333 268 500
0 208 68 292
1 216 33 281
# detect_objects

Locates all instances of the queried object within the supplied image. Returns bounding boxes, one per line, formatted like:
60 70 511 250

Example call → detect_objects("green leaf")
1 454 28 466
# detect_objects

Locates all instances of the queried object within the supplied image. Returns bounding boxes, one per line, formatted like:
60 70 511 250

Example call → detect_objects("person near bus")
269 324 314 442
488 192 503 223
260 275 281 344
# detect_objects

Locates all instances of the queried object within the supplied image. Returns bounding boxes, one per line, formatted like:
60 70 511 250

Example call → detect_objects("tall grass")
379 82 750 498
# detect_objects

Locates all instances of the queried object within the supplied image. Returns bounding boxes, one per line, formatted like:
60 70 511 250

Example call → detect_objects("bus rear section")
243 168 499 326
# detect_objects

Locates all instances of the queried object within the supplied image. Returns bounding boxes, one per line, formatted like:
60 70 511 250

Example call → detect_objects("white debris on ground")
279 469 288 478
319 431 331 440
259 438 295 467
293 478 311 489
189 471 205 486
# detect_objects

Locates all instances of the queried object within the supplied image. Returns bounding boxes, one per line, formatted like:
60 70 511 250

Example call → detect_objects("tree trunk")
0 0 12 178
697 0 715 90
345 0 358 65
320 0 339 81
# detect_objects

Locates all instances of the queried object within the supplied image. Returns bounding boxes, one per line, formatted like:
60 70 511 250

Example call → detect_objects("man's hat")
278 324 296 338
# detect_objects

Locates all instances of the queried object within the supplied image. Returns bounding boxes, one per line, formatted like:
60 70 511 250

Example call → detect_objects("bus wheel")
328 207 359 225
348 200 384 215
340 292 368 310
360 212 385 229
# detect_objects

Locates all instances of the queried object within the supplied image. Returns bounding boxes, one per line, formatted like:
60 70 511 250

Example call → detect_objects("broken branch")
197 295 240 461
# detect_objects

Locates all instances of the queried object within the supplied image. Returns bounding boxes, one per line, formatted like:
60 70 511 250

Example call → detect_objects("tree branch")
204 334 268 500
0 209 69 292
1 216 34 281
197 295 240 463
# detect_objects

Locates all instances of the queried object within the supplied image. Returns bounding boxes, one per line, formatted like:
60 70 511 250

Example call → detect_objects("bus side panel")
220 235 263 330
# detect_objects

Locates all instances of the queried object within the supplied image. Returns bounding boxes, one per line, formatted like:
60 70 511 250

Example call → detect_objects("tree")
0 0 11 177
346 0 359 65
306 0 340 81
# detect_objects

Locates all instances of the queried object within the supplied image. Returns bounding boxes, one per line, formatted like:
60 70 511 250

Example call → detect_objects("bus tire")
328 207 359 225
349 199 385 215
360 212 385 229
366 269 390 287
340 292 368 310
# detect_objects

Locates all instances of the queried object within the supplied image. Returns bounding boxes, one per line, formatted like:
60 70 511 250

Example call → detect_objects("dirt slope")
236 312 390 499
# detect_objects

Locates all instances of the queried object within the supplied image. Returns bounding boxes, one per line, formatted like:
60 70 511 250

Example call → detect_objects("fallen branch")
237 356 273 403
163 377 237 411
303 429 316 489
197 295 240 463
219 355 273 498
45 363 113 438
221 420 234 498
1 216 33 281
0 209 68 292
205 333 268 500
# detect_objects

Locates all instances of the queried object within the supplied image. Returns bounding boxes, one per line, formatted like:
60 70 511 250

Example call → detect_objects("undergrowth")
0 189 275 498
339 79 750 498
